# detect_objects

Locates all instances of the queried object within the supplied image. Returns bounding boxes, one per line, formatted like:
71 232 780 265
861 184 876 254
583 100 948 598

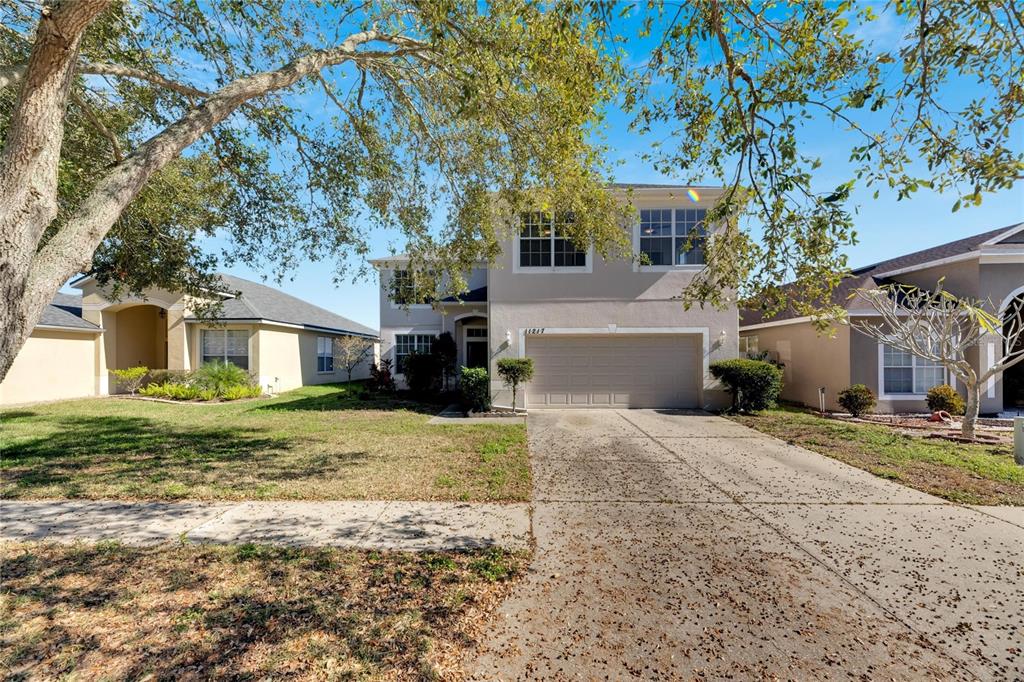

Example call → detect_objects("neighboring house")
0 274 378 406
739 223 1024 416
371 184 737 410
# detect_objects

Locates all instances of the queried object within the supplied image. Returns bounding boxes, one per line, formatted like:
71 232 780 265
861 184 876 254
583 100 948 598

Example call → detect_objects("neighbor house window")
202 329 249 369
390 270 431 305
639 208 706 266
394 334 434 373
882 344 944 394
317 336 334 372
519 212 586 268
739 336 759 355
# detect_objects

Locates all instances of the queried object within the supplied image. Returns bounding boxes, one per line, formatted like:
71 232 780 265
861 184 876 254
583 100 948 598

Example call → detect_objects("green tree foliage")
433 332 458 390
0 1 625 382
496 358 534 412
620 1 1023 322
709 358 782 412
110 365 148 395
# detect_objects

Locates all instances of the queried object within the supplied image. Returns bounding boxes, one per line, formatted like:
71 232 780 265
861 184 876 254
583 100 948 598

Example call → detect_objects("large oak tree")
0 0 623 381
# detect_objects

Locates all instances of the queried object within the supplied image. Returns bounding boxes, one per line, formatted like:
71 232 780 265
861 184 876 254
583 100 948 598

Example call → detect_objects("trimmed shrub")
144 369 192 387
709 359 783 412
926 384 965 415
111 366 148 395
496 358 534 412
460 366 491 412
140 382 216 401
403 351 442 395
195 360 253 393
221 384 263 401
838 384 876 417
369 359 396 393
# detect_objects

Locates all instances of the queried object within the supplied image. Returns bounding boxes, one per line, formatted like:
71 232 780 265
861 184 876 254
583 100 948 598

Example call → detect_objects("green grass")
0 383 530 502
0 541 527 679
732 409 1024 506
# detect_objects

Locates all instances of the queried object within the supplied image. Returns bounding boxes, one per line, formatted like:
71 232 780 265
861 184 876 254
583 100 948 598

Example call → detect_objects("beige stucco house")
371 184 738 410
0 274 378 406
739 223 1024 416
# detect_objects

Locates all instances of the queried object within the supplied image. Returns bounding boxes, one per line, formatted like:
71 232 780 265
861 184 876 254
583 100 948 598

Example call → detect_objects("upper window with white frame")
638 208 706 266
390 270 431 305
518 212 586 269
882 344 944 395
394 334 435 373
316 336 334 373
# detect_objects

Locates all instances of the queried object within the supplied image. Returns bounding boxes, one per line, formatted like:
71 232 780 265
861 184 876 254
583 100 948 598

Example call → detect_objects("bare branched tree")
335 336 375 383
852 282 1024 448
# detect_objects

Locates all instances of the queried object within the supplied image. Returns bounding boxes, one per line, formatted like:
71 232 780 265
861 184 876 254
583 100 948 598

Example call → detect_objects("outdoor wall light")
719 329 728 345
505 329 512 345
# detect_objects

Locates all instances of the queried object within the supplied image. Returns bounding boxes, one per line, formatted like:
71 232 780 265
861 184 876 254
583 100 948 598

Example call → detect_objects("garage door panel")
525 334 700 409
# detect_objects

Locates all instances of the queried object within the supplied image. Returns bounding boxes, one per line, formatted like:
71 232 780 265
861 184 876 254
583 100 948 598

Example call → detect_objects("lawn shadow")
1 415 315 498
255 383 448 416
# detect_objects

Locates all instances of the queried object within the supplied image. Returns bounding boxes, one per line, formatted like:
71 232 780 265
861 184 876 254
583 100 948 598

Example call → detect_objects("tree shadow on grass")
1 543 485 680
0 415 363 498
255 383 448 416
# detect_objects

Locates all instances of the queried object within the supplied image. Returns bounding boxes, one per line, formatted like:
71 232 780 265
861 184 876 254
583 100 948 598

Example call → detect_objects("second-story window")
519 212 587 268
639 208 707 266
391 270 431 305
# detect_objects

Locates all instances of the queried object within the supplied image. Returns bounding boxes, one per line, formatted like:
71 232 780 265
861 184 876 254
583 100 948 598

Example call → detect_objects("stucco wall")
114 305 167 371
254 325 374 393
0 330 99 406
740 322 851 411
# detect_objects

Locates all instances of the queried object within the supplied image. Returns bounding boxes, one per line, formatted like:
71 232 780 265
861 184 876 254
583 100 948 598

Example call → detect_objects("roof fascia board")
35 324 104 334
186 317 378 339
980 222 1024 246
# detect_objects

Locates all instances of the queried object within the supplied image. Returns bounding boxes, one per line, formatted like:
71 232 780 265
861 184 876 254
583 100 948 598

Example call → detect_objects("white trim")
462 323 488 370
986 342 996 398
516 325 713 406
34 324 104 334
740 316 813 331
185 317 377 339
451 311 487 322
876 342 949 400
999 284 1024 314
979 222 1024 246
980 251 1024 264
871 251 978 279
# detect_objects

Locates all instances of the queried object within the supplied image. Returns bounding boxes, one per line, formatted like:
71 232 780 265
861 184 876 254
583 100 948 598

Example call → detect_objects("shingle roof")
192 274 378 338
37 292 100 331
740 223 1022 327
440 286 487 303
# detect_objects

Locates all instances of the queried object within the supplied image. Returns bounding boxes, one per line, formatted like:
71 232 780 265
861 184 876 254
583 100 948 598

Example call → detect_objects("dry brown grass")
732 409 1023 505
1 383 530 502
0 540 527 680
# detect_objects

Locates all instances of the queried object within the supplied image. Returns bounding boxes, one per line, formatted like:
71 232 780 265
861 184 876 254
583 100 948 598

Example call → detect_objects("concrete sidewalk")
0 500 531 551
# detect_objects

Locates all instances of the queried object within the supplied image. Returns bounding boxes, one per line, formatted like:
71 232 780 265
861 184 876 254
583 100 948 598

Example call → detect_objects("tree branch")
69 90 123 163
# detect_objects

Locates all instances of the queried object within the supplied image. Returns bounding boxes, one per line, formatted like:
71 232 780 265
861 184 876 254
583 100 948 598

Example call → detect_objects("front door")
465 327 488 369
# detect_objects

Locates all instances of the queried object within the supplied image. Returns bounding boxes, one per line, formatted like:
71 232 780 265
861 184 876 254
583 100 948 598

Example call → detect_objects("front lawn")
0 383 529 501
732 409 1024 506
0 540 525 679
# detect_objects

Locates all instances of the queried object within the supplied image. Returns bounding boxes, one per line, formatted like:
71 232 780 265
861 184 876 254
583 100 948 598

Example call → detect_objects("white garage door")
525 334 701 408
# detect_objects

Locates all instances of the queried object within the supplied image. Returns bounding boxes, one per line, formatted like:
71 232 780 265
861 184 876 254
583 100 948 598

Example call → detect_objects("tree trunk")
962 383 981 440
0 25 393 385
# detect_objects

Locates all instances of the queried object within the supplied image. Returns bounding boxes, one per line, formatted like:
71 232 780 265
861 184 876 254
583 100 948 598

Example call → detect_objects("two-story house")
371 184 737 410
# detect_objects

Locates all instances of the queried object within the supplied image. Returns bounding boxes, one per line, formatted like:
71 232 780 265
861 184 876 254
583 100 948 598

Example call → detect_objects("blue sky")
177 6 1024 330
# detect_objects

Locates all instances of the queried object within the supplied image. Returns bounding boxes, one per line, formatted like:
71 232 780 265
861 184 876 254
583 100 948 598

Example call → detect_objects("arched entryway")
114 304 168 370
453 313 488 371
1003 292 1024 412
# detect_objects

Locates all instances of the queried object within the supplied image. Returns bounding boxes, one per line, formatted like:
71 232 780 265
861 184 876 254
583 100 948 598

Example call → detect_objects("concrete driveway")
467 410 1023 681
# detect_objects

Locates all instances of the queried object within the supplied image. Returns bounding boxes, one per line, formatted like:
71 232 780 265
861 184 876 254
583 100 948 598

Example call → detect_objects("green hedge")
709 359 783 412
838 384 876 417
460 366 491 412
925 384 965 415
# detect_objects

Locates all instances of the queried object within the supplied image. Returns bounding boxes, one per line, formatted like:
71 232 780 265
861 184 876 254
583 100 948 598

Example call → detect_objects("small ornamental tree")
433 332 458 391
110 366 148 395
496 358 534 412
335 336 375 383
853 281 1024 444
